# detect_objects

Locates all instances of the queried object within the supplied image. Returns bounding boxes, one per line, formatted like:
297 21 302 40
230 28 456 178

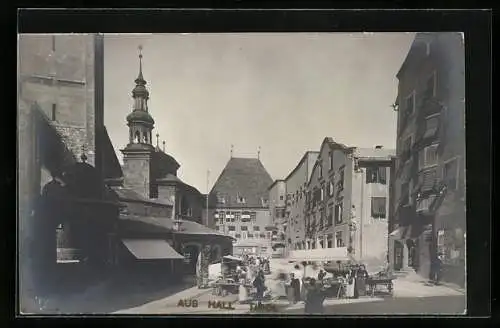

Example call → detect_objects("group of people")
236 254 272 304
342 264 369 299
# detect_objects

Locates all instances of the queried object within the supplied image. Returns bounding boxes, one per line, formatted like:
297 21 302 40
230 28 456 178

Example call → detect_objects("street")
283 295 466 315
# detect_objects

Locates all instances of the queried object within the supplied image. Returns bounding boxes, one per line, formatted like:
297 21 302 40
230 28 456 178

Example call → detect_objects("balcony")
418 96 443 118
416 194 438 214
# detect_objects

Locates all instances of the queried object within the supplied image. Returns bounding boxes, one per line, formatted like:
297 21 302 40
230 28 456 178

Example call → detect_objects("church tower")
120 46 156 198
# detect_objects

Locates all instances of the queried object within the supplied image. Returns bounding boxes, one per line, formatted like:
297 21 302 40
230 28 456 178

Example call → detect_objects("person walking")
253 270 266 305
434 253 444 285
304 278 326 314
286 273 296 304
356 265 369 297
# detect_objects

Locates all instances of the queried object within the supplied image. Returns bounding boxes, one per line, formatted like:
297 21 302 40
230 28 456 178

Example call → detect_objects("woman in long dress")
238 278 248 303
345 271 355 298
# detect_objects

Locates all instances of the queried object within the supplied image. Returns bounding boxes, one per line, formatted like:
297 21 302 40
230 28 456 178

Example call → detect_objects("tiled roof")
119 213 232 238
210 157 274 208
111 186 174 206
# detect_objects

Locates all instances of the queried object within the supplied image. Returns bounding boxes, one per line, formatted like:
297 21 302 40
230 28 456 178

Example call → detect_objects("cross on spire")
156 133 159 148
137 45 144 81
257 146 261 160
162 140 166 152
230 144 234 158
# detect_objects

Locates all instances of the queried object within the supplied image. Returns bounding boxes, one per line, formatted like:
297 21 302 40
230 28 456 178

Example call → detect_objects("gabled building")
209 156 274 257
390 32 465 287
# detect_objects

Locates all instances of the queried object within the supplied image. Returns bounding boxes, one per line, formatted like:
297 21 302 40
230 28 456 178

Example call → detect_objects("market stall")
212 255 252 297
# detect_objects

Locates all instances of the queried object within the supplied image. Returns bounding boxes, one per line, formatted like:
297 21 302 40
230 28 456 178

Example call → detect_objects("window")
403 136 412 153
228 226 236 231
424 71 437 99
250 212 257 223
226 216 230 223
318 164 323 178
444 158 459 190
253 226 260 231
371 197 387 219
335 231 344 247
423 115 440 139
51 103 57 121
327 206 334 226
266 231 272 239
338 169 345 191
366 166 387 184
234 212 241 221
247 233 254 239
329 181 334 197
405 91 415 115
237 195 246 204
334 203 343 224
401 182 410 206
240 226 248 231
329 151 334 170
186 207 192 217
320 187 324 201
261 198 268 206
327 235 333 248
420 144 439 168
217 195 225 204
280 195 284 200
235 233 241 238
275 208 281 218
259 233 266 238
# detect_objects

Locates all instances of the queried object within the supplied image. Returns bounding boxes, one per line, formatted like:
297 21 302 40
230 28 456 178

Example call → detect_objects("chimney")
375 145 383 149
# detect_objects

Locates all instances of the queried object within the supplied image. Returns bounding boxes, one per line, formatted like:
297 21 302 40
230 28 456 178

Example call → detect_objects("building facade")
300 138 394 271
209 157 275 257
305 138 354 253
284 151 318 252
268 180 287 256
391 32 465 287
351 147 394 269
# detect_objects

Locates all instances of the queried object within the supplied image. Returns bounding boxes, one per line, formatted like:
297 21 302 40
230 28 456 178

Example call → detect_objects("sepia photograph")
18 31 466 315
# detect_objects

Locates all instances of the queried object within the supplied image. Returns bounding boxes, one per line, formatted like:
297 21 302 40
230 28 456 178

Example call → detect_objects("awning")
287 247 351 262
389 227 405 239
122 238 184 260
222 255 244 262
389 225 413 240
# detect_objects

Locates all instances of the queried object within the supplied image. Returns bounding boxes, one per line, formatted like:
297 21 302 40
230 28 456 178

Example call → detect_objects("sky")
103 33 415 194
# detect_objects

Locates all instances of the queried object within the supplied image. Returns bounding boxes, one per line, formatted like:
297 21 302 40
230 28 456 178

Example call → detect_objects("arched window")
134 131 140 143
